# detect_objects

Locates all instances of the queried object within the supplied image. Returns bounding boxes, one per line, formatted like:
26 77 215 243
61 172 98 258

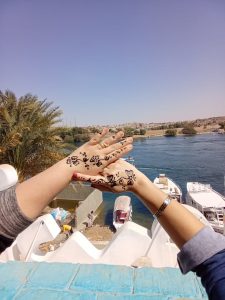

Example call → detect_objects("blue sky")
1 0 225 126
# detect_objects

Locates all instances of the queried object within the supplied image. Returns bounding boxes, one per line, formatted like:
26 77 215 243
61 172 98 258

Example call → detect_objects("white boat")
186 182 225 234
113 196 132 230
154 174 182 202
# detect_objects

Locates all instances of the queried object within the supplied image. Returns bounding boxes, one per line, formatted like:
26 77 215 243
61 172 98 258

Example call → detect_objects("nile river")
95 133 225 229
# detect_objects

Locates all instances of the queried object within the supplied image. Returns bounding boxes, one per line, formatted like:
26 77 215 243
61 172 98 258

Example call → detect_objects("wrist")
131 172 167 206
131 172 151 194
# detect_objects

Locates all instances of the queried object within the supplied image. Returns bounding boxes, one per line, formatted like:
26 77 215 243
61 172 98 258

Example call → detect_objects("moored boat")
153 174 182 202
186 182 225 234
113 196 132 230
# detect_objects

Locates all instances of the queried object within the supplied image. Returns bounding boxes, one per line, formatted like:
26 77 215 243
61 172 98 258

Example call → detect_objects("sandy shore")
81 224 114 242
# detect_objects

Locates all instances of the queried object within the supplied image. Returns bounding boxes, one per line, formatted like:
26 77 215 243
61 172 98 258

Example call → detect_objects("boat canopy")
187 182 225 208
114 196 131 211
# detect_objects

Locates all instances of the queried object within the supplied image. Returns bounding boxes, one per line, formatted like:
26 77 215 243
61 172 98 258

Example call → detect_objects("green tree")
165 129 177 137
139 129 146 135
219 122 225 129
133 129 140 135
0 90 64 180
71 127 90 143
89 127 100 134
181 126 197 135
123 127 134 137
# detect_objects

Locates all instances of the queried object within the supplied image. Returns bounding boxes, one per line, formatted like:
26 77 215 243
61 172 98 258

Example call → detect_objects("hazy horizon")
1 0 225 126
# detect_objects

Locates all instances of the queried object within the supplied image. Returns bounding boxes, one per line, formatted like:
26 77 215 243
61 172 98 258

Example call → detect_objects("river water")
95 134 225 229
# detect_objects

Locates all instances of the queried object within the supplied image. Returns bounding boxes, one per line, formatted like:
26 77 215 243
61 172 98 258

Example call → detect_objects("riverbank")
133 126 221 139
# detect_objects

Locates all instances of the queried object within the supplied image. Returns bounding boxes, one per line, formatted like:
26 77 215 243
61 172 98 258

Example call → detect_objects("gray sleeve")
0 185 33 239
177 226 225 274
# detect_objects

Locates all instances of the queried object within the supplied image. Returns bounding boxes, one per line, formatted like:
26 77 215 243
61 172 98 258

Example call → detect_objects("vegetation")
181 125 197 135
0 90 64 180
219 122 225 129
123 127 134 137
71 127 90 143
57 126 90 144
139 129 146 135
165 129 177 137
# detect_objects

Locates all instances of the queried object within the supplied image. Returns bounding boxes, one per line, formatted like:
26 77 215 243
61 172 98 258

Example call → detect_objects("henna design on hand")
119 139 126 146
67 152 90 169
77 169 136 191
66 156 80 167
67 152 113 170
90 155 103 167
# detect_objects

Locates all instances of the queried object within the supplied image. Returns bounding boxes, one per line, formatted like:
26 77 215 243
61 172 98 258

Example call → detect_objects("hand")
67 128 133 176
73 159 142 193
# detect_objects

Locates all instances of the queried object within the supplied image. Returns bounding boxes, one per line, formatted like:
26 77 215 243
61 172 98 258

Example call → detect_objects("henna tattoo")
104 155 112 161
119 139 126 146
66 156 80 167
67 152 113 170
85 169 136 191
90 155 103 167
67 152 90 169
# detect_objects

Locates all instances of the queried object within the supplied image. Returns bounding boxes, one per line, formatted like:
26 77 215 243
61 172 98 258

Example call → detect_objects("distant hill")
94 116 225 129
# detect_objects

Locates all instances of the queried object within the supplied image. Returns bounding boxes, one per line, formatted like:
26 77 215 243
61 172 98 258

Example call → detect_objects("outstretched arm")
16 129 133 219
75 159 225 299
74 159 204 249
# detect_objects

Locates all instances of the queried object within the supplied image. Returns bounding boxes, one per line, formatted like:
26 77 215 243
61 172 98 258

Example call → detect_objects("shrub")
165 129 177 137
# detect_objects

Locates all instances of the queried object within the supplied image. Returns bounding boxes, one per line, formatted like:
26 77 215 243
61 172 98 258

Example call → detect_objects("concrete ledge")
0 262 208 299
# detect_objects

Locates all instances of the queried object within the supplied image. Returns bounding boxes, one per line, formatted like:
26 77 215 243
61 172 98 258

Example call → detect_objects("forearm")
16 157 75 219
15 129 132 220
133 174 205 248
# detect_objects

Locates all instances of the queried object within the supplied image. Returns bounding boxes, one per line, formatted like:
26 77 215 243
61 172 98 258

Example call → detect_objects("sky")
0 0 225 126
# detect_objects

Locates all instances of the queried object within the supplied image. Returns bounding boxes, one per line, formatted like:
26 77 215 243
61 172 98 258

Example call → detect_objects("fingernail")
72 173 78 181
127 137 133 142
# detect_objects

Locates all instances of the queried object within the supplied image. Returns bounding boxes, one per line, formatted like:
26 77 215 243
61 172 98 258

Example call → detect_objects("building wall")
76 189 103 228
0 261 208 299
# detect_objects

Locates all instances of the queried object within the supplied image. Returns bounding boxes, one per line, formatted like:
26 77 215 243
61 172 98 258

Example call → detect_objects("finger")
103 144 133 165
72 172 107 185
103 137 133 154
89 128 109 145
100 131 124 147
91 184 112 192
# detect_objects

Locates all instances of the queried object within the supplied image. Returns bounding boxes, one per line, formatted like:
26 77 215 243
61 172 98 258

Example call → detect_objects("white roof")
187 182 225 208
114 196 131 211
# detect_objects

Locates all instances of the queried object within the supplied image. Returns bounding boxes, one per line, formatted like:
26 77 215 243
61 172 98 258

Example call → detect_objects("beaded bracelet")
153 198 172 219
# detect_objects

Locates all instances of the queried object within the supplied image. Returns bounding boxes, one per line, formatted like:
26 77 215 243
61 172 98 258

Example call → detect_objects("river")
95 133 225 229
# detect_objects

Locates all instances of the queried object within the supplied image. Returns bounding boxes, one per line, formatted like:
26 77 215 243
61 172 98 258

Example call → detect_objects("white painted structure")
1 204 210 267
154 174 182 202
0 164 18 191
186 182 225 234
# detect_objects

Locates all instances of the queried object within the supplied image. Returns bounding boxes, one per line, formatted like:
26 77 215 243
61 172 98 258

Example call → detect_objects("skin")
16 129 133 220
75 159 205 249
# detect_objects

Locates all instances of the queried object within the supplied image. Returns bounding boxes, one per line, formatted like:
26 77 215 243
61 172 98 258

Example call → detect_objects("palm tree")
0 90 64 180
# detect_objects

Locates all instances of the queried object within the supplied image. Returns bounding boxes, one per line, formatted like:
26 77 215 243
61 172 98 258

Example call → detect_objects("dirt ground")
82 225 115 241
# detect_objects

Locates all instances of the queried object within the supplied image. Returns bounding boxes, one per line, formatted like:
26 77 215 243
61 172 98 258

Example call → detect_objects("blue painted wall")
0 262 207 299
